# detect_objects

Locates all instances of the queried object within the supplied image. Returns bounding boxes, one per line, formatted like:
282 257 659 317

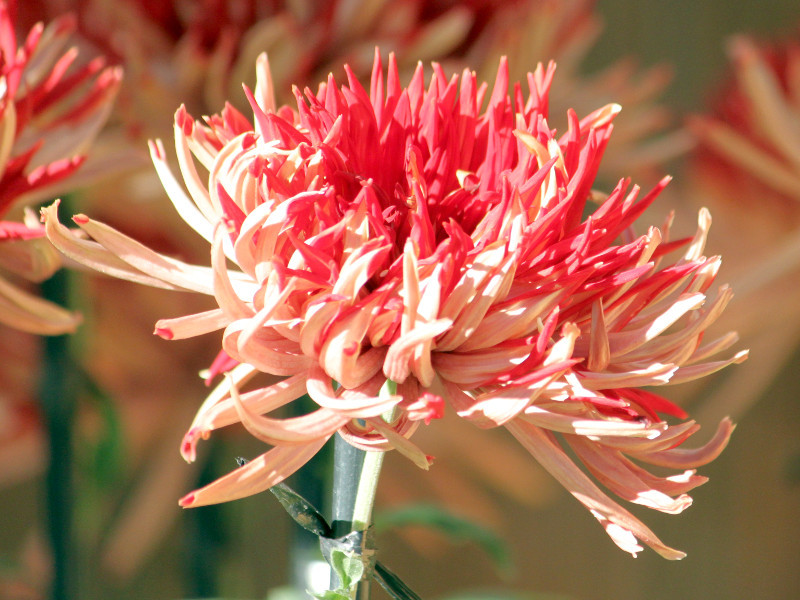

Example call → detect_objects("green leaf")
329 548 364 590
269 482 333 538
374 561 422 600
374 504 512 575
312 591 351 600
236 458 332 539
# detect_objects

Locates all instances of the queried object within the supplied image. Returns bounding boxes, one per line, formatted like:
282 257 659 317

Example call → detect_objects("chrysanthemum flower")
0 0 120 334
44 50 746 559
687 32 800 423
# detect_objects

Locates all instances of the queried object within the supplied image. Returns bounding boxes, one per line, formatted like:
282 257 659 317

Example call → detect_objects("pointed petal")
179 438 329 507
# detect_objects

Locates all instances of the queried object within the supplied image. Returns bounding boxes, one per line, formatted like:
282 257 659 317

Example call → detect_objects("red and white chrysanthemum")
44 50 746 559
0 0 120 334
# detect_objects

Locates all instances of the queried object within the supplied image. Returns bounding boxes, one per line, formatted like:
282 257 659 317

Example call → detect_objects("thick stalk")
328 436 385 600
328 380 394 598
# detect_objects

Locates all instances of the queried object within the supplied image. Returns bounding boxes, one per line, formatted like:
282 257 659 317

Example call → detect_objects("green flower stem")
330 434 367 540
351 449 384 533
328 380 395 599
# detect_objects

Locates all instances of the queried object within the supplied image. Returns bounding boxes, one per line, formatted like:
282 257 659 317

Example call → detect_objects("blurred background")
2 1 800 599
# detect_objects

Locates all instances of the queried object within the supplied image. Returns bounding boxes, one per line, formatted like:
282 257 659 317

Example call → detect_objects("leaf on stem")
374 561 423 600
236 457 332 538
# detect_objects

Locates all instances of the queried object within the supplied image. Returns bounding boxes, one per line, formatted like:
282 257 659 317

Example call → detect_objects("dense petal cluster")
44 50 745 559
0 0 120 334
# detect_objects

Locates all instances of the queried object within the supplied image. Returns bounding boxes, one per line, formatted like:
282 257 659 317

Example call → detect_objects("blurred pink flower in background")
0 0 119 334
687 31 800 424
45 49 745 559
0 0 119 499
17 0 684 178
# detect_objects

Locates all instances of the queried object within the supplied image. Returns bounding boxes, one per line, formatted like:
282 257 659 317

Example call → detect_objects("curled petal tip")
154 326 173 339
181 428 203 463
147 139 164 159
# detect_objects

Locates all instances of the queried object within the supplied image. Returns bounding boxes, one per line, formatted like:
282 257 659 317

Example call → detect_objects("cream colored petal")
383 318 452 384
567 435 693 514
587 300 610 371
154 308 230 340
43 201 201 291
254 52 277 116
228 373 348 444
682 208 712 262
173 108 217 222
149 140 215 244
665 350 748 385
439 242 506 322
188 371 307 438
179 438 329 507
438 242 509 350
0 233 61 282
332 239 391 301
305 363 399 418
577 362 677 389
223 320 312 376
633 418 735 469
593 420 701 455
432 344 531 386
365 417 432 470
443 253 517 351
73 212 216 294
318 300 387 389
505 419 686 559
211 224 254 319
456 288 563 352
520 404 660 439
605 292 706 358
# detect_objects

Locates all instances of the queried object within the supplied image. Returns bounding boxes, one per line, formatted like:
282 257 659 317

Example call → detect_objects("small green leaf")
374 504 512 575
374 561 422 600
329 548 364 590
313 591 352 600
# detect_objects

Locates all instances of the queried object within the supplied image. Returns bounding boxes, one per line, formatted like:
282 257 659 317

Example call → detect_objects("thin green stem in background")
38 199 79 600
